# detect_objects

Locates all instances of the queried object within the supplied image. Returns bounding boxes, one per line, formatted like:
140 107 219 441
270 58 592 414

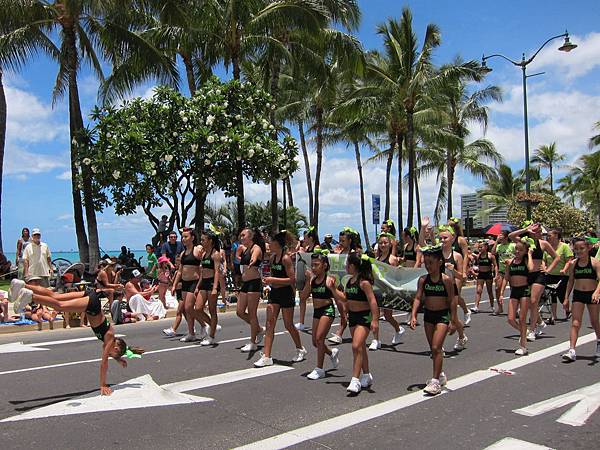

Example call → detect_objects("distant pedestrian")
146 244 158 278
16 227 31 279
161 231 184 267
22 228 52 287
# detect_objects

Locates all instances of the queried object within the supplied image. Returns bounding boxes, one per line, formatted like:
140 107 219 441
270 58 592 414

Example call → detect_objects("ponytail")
347 253 374 284
272 230 297 249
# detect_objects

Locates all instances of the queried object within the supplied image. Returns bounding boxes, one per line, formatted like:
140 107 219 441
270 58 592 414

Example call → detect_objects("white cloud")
4 146 68 175
56 170 72 180
56 214 73 221
532 32 600 80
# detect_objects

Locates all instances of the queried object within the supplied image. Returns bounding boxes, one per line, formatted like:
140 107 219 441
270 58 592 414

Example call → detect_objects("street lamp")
482 31 577 220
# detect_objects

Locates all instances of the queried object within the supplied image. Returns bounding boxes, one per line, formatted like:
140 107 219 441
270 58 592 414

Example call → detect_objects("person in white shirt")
22 228 52 287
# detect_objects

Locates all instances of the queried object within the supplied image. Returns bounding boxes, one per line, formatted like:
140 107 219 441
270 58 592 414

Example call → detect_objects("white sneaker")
464 311 472 325
294 322 306 331
515 346 528 356
562 348 576 361
216 324 222 331
292 347 308 362
359 373 373 388
162 327 176 337
392 327 406 345
254 354 273 367
535 322 547 336
200 336 215 346
329 347 340 369
346 377 361 393
369 339 381 351
424 379 441 395
470 307 479 313
241 342 258 353
454 335 468 351
9 278 25 301
492 306 499 316
13 288 32 314
526 330 536 342
439 372 448 387
328 334 343 344
596 341 600 358
179 334 197 343
198 326 208 339
307 368 326 380
255 327 266 344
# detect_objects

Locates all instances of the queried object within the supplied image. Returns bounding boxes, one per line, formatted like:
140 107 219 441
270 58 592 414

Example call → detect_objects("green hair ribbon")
378 232 395 240
208 223 221 235
307 226 315 233
521 237 535 247
585 236 599 244
449 217 460 224
420 243 443 254
385 219 395 227
342 226 358 236
360 253 375 264
313 248 330 256
438 225 455 235
409 226 418 236
124 347 142 359
521 220 534 228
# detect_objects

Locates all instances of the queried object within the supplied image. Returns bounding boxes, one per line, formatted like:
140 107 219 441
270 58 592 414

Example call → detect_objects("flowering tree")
81 79 298 231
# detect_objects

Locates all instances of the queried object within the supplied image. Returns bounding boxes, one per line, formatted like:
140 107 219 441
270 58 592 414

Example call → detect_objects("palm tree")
569 150 600 231
590 120 600 149
530 142 565 194
557 174 578 207
0 68 5 253
478 164 524 214
0 1 173 267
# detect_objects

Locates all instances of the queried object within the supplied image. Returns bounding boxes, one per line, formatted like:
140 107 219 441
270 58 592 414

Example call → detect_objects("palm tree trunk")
406 111 415 227
446 149 454 220
298 120 313 221
384 149 393 220
313 107 324 233
415 171 422 230
270 181 278 233
232 32 245 228
396 133 404 234
64 25 91 266
181 52 197 95
549 164 554 194
268 56 282 233
0 69 5 253
354 141 370 248
194 184 207 236
286 178 294 207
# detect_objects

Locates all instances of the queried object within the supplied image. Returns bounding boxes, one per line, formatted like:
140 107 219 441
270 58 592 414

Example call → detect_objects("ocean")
3 250 149 268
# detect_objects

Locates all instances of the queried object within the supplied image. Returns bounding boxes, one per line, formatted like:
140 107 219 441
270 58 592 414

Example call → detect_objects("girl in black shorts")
254 231 307 367
299 249 345 379
472 241 497 312
410 244 456 395
11 281 143 396
562 237 600 361
295 226 320 331
500 238 534 355
342 253 379 394
195 230 222 346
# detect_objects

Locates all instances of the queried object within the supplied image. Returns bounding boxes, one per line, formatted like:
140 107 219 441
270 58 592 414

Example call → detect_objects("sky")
2 0 600 252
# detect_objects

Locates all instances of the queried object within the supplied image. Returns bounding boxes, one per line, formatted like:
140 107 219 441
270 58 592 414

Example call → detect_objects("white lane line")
234 332 598 450
164 366 293 393
30 335 125 347
0 332 287 376
484 437 553 450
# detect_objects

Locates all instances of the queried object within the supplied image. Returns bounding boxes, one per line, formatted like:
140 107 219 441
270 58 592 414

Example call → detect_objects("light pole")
481 31 577 220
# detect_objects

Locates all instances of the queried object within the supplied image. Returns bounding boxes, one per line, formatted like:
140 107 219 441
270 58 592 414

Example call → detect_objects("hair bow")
378 232 395 240
313 248 330 256
438 225 455 235
521 220 534 228
420 243 443 254
124 347 142 359
209 223 221 235
342 226 358 236
307 226 315 233
385 219 395 227
585 236 599 244
520 237 535 247
449 217 460 224
409 226 417 236
360 253 375 264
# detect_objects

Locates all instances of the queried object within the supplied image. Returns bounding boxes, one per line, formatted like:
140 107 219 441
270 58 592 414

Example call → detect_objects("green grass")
0 280 9 291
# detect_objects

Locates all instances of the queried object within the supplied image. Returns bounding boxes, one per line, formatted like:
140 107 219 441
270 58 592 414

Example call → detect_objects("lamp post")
481 31 577 220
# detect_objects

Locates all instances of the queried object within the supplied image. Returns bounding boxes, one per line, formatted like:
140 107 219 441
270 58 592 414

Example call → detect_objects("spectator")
321 233 334 251
1 289 17 323
157 215 168 235
231 231 242 288
125 269 166 321
146 244 158 279
23 228 52 287
23 276 57 329
161 231 184 267
110 289 138 325
156 256 171 309
95 259 123 304
16 227 31 279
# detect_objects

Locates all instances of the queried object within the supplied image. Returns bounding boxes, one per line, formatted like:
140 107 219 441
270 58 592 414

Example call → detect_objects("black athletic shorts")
241 278 262 293
181 279 198 293
477 271 494 281
423 308 451 325
92 318 110 342
268 286 295 308
176 289 183 301
85 290 102 316
313 303 335 319
348 309 372 328
545 274 569 304
573 289 594 304
528 271 546 286
199 277 219 292
510 284 530 299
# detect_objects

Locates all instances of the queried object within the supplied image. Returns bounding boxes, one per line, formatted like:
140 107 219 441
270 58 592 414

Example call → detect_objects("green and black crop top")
574 258 597 280
311 276 333 299
509 258 529 277
345 278 368 302
423 275 448 298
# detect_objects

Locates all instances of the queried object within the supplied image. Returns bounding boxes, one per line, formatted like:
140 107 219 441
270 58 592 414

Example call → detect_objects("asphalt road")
1 287 599 450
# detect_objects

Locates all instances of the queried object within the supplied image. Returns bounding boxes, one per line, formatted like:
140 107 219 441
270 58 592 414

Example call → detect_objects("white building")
460 193 508 229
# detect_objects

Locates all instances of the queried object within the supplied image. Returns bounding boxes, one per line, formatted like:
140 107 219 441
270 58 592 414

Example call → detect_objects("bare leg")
334 299 347 338
350 325 370 378
529 283 544 333
282 307 302 348
30 293 89 313
569 302 585 349
246 293 261 343
313 316 334 369
262 304 280 358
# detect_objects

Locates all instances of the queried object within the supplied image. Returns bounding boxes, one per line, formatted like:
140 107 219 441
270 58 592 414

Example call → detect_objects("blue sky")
2 0 600 252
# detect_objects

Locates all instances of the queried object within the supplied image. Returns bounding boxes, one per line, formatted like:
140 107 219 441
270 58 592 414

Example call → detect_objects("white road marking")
513 380 600 427
1 366 293 422
29 335 125 347
234 332 598 450
0 336 127 354
484 437 553 449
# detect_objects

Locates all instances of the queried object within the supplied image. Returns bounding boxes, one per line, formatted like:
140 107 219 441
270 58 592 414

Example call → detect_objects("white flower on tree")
164 154 174 162
206 115 215 126
82 158 91 165
207 135 215 144
112 170 121 179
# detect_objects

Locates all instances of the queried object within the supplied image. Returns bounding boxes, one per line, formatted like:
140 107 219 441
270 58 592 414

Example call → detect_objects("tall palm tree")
0 68 5 253
0 1 173 267
478 164 524 214
557 173 578 207
590 120 600 149
569 150 600 231
530 142 565 194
